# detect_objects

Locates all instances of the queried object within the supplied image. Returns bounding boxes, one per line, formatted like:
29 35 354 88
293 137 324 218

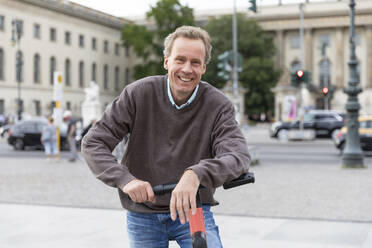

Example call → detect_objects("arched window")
16 51 23 83
34 54 40 84
91 62 96 82
50 56 56 85
104 64 108 89
79 61 84 87
65 59 71 86
319 58 331 88
0 48 4 80
114 66 119 91
125 67 130 85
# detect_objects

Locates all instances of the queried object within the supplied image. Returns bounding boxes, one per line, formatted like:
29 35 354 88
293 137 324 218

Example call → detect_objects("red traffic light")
296 70 304 78
322 87 329 95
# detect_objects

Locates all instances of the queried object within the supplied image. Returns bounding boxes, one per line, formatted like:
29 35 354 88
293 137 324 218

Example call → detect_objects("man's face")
164 37 206 104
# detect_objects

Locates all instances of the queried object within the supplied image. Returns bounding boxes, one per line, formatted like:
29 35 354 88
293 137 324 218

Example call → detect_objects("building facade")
254 0 372 121
195 0 372 121
0 0 133 121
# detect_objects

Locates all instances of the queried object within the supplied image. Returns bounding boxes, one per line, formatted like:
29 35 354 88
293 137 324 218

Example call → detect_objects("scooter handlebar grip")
223 172 255 190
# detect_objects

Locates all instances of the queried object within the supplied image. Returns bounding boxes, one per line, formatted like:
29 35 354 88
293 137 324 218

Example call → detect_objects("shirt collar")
167 77 199 110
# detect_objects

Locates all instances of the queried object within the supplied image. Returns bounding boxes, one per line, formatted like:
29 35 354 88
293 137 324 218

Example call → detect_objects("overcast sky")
70 0 336 18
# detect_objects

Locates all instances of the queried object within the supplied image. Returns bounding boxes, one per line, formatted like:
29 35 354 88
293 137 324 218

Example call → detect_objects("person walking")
63 111 77 162
82 26 251 247
41 116 58 162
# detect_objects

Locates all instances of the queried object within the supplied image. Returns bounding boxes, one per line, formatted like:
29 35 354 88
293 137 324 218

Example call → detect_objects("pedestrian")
63 110 77 162
41 116 58 162
82 26 250 247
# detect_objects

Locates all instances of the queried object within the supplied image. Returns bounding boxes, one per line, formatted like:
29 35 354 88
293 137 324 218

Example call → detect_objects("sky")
69 0 335 18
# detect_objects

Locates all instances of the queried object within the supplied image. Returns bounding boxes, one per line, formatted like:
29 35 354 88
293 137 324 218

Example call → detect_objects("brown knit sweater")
82 75 250 213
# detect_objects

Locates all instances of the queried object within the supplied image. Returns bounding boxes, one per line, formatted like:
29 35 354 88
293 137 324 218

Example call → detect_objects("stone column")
304 28 313 72
275 30 285 69
365 25 372 88
335 28 345 89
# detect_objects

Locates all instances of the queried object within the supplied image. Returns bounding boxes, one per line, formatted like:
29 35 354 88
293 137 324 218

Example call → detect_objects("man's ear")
163 57 168 70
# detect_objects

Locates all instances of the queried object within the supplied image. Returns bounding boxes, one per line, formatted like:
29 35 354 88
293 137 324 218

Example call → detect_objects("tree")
121 0 194 80
204 14 281 118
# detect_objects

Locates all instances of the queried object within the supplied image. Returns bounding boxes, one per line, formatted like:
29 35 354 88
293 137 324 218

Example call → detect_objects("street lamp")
11 19 23 121
342 0 364 168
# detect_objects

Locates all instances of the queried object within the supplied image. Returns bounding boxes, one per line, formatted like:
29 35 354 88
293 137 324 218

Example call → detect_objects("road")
1 125 372 223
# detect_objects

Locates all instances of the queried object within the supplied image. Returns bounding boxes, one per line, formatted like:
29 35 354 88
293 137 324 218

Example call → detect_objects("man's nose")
181 61 192 73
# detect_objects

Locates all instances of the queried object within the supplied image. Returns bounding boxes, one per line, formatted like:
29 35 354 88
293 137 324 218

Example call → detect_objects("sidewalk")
1 203 372 248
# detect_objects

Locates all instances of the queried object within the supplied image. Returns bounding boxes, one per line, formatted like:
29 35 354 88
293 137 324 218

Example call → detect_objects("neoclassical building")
0 0 133 120
257 0 372 121
195 0 372 121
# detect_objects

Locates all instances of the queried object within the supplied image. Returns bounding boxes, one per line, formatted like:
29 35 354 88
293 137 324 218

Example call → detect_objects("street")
1 124 371 222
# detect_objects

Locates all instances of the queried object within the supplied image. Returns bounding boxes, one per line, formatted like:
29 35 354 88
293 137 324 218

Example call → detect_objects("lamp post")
232 0 240 124
342 0 364 168
11 19 23 121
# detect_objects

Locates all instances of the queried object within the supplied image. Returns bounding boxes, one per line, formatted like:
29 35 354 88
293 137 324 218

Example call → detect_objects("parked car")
333 116 372 153
270 110 346 139
7 119 69 151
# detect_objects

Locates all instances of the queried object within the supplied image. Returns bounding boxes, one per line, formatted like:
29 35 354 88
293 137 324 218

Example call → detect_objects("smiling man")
82 26 250 248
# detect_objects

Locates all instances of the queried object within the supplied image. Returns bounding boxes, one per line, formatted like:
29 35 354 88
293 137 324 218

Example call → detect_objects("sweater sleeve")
81 87 136 190
187 102 250 188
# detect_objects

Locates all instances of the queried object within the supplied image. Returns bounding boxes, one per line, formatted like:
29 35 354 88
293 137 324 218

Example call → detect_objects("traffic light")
248 0 257 13
291 69 312 87
217 51 231 81
322 87 329 96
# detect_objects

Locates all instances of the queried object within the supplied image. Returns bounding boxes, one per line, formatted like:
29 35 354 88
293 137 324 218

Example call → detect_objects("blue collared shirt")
167 78 199 110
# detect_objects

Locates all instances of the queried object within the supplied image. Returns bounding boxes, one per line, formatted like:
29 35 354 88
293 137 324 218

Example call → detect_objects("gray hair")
163 26 212 64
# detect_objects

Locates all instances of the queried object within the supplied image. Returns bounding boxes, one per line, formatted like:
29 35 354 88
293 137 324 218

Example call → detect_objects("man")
63 110 77 162
82 26 250 247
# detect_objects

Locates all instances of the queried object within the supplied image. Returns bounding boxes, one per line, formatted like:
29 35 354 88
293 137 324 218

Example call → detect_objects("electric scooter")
153 172 255 248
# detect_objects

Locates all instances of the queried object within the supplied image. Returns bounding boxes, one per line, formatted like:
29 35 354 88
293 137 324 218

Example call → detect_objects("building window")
115 66 119 91
319 34 330 46
355 33 361 46
34 100 41 116
115 43 120 56
16 51 23 83
33 24 40 39
319 58 331 88
66 101 71 110
91 63 96 82
50 28 56 42
0 16 4 31
65 31 71 45
0 99 4 115
0 48 4 80
79 34 84 48
79 61 84 88
65 59 71 86
125 43 130 57
92 38 97 50
104 40 109 53
104 64 108 89
290 35 300 49
33 54 41 84
50 56 56 85
13 19 23 36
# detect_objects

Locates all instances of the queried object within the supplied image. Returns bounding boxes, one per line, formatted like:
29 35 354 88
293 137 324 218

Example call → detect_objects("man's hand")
170 170 200 224
123 179 155 203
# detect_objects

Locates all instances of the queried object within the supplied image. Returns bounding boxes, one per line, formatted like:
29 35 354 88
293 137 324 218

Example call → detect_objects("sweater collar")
167 77 199 110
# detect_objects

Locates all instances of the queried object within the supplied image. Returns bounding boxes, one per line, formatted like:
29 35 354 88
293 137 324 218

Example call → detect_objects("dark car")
334 116 372 153
7 119 69 150
270 110 346 139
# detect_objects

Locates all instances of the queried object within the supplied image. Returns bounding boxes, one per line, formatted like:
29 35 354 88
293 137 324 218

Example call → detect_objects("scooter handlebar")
153 172 255 195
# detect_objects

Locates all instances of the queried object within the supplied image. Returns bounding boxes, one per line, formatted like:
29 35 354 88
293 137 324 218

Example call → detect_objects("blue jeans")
43 140 58 155
126 205 223 248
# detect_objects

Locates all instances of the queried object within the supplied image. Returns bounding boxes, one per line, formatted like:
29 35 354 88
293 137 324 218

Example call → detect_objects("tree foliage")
204 14 281 117
121 0 194 79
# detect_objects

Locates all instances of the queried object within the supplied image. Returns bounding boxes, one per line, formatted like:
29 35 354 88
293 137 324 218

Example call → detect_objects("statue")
82 81 102 127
